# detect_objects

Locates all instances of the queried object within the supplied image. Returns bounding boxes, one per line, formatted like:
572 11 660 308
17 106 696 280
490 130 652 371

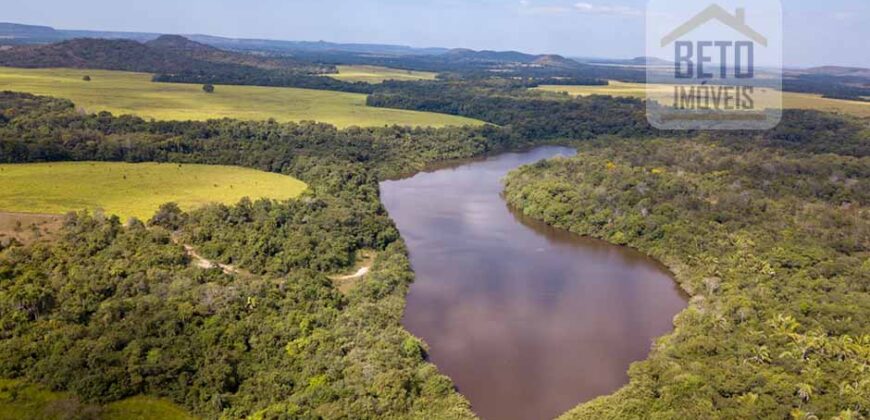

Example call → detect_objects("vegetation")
0 36 330 76
152 68 377 94
0 379 194 420
367 79 655 140
535 81 870 118
0 91 506 419
0 162 307 220
4 34 866 100
202 84 214 93
0 213 62 248
0 67 483 127
325 65 437 83
504 136 869 419
0 67 868 419
784 73 870 102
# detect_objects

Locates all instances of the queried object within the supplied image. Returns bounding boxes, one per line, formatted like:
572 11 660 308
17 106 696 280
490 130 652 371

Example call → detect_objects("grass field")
535 81 870 118
325 65 438 83
0 67 481 127
0 162 308 220
0 379 196 420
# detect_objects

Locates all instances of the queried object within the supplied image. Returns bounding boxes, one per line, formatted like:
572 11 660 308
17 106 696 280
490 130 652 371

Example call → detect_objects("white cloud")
518 1 571 15
517 0 641 17
573 2 641 17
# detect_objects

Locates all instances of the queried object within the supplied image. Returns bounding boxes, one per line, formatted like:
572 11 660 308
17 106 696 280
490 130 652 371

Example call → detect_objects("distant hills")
0 22 448 57
0 34 331 74
2 21 867 98
0 22 601 77
789 66 870 79
0 22 585 69
576 56 673 67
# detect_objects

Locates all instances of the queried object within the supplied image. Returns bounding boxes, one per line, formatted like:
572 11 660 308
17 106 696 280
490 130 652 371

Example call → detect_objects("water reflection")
380 147 687 420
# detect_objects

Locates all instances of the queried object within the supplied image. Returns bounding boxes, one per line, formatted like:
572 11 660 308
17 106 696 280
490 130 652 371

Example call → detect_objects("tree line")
0 88 867 419
504 137 869 419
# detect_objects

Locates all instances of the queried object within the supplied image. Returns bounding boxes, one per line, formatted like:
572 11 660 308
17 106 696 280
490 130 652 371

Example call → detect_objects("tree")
148 202 187 230
82 75 91 81
202 84 215 93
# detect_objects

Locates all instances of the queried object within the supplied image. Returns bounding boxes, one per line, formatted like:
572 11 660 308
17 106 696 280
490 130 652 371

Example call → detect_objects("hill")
145 35 326 71
0 35 329 74
0 23 593 76
797 66 870 79
0 22 62 42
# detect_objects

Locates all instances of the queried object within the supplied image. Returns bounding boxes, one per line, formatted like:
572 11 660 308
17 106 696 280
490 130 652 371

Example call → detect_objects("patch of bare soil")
330 250 376 294
0 212 63 247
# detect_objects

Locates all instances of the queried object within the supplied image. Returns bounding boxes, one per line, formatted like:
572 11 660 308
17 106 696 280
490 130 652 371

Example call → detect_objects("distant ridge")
0 35 330 74
0 22 448 57
0 23 596 77
0 22 577 69
0 22 60 41
800 66 870 79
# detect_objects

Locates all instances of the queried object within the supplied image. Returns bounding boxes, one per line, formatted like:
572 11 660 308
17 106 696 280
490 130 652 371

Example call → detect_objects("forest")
0 69 868 419
504 136 868 419
0 92 488 418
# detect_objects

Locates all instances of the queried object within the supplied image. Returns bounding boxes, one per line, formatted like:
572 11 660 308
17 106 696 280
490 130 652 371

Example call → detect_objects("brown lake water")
379 146 688 420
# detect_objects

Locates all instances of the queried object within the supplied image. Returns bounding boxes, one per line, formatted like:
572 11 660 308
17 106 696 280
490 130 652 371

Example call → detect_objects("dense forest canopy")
0 92 490 418
504 137 869 419
0 50 867 419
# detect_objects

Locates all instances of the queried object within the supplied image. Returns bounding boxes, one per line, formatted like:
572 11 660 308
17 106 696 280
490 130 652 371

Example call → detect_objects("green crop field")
0 379 196 420
0 162 308 220
0 67 481 127
535 81 870 118
325 65 438 83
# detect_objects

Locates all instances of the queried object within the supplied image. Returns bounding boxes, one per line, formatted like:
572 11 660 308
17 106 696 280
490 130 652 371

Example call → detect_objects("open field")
0 162 307 220
0 379 195 420
0 67 481 127
326 65 438 83
535 81 870 118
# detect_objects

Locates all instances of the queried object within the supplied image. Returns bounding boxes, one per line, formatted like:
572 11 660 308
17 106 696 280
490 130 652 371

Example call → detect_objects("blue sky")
4 0 869 67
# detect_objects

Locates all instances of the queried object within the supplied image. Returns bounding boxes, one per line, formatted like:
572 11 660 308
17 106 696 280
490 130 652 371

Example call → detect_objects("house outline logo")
660 4 768 47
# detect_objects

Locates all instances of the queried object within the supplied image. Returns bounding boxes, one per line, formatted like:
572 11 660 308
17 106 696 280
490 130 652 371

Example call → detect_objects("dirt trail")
169 232 242 275
182 244 239 275
329 250 376 294
334 266 370 281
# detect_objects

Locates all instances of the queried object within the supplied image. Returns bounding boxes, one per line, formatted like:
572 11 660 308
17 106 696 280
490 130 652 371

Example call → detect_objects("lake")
380 146 687 420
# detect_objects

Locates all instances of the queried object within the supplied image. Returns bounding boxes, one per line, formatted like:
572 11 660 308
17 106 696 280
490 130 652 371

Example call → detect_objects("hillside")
0 67 482 127
0 22 62 42
145 35 330 72
0 23 598 77
797 66 870 79
0 35 330 74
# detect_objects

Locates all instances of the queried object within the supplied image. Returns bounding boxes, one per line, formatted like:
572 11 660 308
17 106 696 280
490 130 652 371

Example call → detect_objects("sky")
3 0 869 67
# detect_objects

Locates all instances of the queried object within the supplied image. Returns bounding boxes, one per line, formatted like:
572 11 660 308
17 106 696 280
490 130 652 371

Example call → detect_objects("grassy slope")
0 162 308 220
0 67 480 127
326 65 438 83
0 380 195 420
535 81 870 118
